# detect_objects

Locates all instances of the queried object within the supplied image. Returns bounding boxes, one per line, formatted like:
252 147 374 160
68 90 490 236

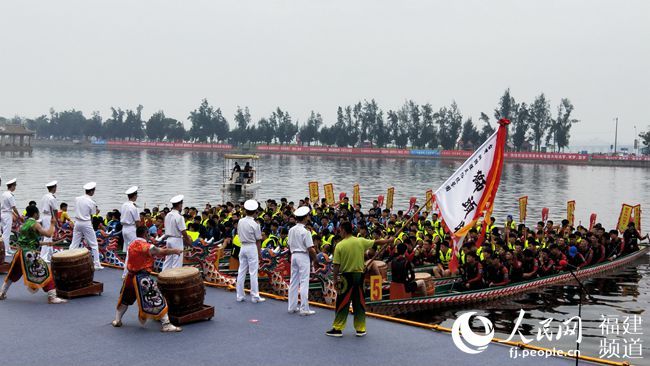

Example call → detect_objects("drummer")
0 205 67 304
112 226 182 332
120 186 140 278
162 195 191 271
287 206 318 315
39 180 59 263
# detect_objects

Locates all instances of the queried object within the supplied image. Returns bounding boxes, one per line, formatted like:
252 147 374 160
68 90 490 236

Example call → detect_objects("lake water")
1 147 649 364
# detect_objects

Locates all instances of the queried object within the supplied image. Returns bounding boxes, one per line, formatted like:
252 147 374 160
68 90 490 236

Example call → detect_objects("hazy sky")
1 0 648 147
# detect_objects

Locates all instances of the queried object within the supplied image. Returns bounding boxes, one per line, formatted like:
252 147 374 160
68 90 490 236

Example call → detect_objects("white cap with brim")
294 206 310 218
7 178 17 185
170 195 184 204
125 186 138 195
46 180 57 188
244 200 259 211
83 182 96 190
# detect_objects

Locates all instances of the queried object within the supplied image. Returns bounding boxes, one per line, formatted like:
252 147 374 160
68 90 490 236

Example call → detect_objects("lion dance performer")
0 205 67 304
112 226 182 332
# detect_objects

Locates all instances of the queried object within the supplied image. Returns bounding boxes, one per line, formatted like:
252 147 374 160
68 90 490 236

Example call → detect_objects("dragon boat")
364 245 650 316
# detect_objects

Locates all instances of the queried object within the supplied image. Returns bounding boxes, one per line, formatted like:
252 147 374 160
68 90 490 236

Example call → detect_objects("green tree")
420 103 438 149
103 108 126 139
257 117 275 144
318 125 337 146
85 111 103 138
273 108 297 144
334 107 347 147
512 103 530 151
188 99 215 142
460 118 481 149
639 127 650 154
478 112 495 142
436 101 463 150
166 119 186 141
298 111 323 146
49 109 87 138
123 105 144 139
547 98 577 151
231 106 251 145
26 115 50 138
529 93 552 151
344 106 359 147
146 111 166 141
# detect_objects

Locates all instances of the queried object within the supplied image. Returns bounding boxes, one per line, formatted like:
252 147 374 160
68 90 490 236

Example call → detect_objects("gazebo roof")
0 124 35 136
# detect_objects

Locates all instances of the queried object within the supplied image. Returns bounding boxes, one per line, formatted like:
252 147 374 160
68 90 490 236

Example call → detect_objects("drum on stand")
52 248 94 291
157 267 205 317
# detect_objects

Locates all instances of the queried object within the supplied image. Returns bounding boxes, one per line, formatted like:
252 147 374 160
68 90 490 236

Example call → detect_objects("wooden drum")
414 272 435 297
158 267 205 316
364 260 388 284
52 248 94 291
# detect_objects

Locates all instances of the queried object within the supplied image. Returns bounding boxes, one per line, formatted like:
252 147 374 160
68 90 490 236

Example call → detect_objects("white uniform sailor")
1 178 21 256
39 181 59 263
69 182 103 269
287 206 318 315
120 186 140 277
235 200 266 303
162 195 191 271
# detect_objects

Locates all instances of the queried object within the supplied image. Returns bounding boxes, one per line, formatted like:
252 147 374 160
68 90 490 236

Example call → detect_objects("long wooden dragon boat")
365 246 650 316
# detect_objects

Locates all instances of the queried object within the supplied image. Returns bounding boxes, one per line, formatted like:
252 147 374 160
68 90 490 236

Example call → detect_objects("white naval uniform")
120 200 139 277
69 194 102 268
163 209 185 270
39 192 58 262
1 191 17 253
236 216 263 301
287 223 314 312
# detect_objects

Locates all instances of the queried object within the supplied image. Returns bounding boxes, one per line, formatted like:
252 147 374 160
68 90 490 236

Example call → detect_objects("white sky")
1 0 648 147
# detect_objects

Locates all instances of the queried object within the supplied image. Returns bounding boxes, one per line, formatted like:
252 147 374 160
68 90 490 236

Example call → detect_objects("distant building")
0 124 35 152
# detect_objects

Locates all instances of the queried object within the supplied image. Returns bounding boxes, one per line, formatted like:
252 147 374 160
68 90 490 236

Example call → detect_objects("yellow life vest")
439 248 452 267
187 231 199 242
233 234 241 248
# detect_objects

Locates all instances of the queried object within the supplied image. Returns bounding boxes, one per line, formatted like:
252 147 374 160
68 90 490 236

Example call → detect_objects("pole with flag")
434 119 510 274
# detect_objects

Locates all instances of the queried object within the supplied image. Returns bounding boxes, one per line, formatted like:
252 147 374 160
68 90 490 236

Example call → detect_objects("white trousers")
121 225 137 277
288 252 311 312
162 237 183 271
39 214 54 263
69 220 102 268
236 245 260 300
1 212 13 253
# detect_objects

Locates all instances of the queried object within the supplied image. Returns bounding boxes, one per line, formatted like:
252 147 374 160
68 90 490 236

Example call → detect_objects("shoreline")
29 139 650 168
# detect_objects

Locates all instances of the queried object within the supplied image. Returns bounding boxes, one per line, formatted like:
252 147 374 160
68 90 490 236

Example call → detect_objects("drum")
414 272 435 297
364 260 388 284
157 267 205 316
52 248 94 291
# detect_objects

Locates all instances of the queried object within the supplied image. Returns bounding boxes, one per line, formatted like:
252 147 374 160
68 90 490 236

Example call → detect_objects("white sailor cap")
6 178 17 185
46 180 58 188
83 182 97 190
294 206 310 218
244 199 259 211
125 186 138 195
170 194 184 204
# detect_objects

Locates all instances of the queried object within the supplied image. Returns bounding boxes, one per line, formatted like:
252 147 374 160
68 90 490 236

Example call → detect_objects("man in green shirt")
326 221 393 337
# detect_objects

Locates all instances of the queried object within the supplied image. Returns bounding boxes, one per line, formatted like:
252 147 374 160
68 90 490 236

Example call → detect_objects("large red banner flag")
435 119 509 253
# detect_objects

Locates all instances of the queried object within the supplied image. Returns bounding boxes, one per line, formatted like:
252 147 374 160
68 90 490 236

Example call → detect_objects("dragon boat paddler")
112 225 182 332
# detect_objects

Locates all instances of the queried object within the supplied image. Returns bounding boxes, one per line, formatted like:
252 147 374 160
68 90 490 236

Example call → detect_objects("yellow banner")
567 200 576 227
633 204 641 232
386 187 395 210
425 190 433 211
353 184 360 206
617 204 634 232
518 196 528 223
308 181 319 204
324 183 335 205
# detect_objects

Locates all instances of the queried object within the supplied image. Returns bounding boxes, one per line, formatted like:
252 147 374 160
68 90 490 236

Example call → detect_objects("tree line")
2 89 578 151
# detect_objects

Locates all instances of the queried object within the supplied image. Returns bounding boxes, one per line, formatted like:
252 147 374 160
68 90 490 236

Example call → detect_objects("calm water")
1 147 649 364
